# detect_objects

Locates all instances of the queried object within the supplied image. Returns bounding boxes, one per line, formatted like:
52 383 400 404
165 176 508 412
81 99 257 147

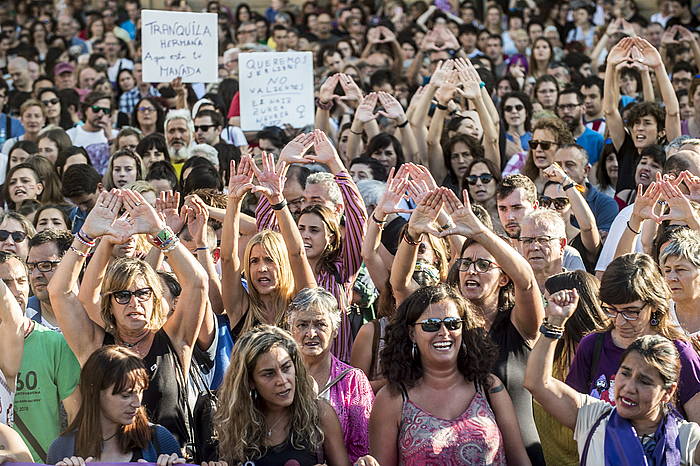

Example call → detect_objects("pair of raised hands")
632 171 700 225
421 24 459 52
607 37 662 69
319 73 363 105
155 190 210 248
431 57 484 104
356 92 407 123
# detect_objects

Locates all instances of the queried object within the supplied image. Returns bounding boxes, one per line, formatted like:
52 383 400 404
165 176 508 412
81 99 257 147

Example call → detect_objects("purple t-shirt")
565 330 700 414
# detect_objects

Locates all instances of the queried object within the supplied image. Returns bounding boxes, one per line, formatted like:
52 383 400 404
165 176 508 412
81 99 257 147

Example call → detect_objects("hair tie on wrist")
350 128 363 135
479 81 485 88
626 220 640 235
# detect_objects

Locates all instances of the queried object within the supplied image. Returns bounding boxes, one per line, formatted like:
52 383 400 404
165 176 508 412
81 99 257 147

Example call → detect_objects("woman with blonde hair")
48 189 209 445
47 346 182 464
221 152 316 337
214 325 351 465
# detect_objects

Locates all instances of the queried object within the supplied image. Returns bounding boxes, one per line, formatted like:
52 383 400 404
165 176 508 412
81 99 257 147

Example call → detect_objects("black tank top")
103 329 188 446
250 438 320 466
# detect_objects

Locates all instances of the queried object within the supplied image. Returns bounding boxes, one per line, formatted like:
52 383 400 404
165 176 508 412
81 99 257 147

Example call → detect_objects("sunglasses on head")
529 140 557 150
465 173 494 185
111 287 153 305
90 105 111 114
0 230 27 242
504 104 524 112
539 196 570 210
413 317 464 332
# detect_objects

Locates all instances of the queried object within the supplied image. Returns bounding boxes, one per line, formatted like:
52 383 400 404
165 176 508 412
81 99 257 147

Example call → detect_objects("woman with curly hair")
214 325 351 465
369 284 529 465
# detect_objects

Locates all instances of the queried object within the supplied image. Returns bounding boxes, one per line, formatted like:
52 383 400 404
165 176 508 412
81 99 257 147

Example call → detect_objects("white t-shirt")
574 394 700 465
107 58 134 83
564 246 586 272
595 204 644 273
0 370 13 425
66 125 118 147
220 126 248 147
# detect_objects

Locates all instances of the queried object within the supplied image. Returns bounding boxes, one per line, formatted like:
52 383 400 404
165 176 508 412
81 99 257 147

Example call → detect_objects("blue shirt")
583 182 619 231
577 127 605 165
0 113 24 144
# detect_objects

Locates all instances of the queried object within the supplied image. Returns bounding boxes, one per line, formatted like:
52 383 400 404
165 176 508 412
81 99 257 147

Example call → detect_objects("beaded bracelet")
75 230 96 247
70 246 90 257
161 237 180 253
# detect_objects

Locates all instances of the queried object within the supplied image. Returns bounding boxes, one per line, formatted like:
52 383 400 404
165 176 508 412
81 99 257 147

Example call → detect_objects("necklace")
102 431 119 442
266 415 287 437
118 331 150 349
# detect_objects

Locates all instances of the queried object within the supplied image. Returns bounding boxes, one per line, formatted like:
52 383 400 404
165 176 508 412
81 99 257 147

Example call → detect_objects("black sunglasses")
465 173 494 185
90 105 111 114
504 104 524 112
111 287 153 305
41 98 59 106
413 317 464 332
0 230 27 242
194 124 217 132
530 140 558 150
539 196 570 210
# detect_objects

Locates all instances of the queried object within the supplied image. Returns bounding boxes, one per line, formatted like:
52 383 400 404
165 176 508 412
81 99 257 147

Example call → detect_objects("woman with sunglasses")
438 187 546 464
48 189 209 445
464 158 501 230
370 284 529 465
522 117 575 194
541 163 601 273
564 253 700 423
0 211 34 262
500 92 533 164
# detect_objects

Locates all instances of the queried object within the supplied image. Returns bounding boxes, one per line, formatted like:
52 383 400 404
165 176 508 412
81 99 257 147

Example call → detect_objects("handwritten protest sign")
239 52 314 131
141 10 218 83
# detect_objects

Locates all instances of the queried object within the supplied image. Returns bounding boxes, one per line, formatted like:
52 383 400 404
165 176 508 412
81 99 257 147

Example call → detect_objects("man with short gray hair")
519 209 568 292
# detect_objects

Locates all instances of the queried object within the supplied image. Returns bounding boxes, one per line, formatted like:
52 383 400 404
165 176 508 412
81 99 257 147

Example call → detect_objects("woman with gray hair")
660 228 700 339
287 287 374 462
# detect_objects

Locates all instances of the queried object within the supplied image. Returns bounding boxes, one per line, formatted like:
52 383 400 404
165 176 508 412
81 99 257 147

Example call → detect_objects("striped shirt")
256 171 367 361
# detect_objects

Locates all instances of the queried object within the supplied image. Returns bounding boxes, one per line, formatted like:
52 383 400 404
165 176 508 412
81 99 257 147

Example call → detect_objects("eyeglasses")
465 173 494 185
456 257 499 273
413 317 464 332
520 235 557 246
239 28 257 34
557 103 580 111
529 140 558 150
504 104 524 112
27 260 60 273
41 98 59 106
137 106 155 113
539 196 570 210
0 230 27 242
673 78 691 85
602 303 647 321
90 105 111 114
194 124 216 132
111 287 153 305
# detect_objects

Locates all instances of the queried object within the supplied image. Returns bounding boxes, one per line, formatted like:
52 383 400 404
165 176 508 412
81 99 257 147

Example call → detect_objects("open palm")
82 190 125 241
252 151 286 200
227 156 255 200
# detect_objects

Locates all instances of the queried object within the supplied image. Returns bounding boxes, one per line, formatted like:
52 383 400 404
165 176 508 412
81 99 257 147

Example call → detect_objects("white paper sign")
239 52 314 131
141 10 218 83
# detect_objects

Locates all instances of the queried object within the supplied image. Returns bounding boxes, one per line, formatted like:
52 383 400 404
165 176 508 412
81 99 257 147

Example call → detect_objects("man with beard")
164 109 194 175
556 87 604 165
66 92 118 174
25 230 72 332
496 174 585 271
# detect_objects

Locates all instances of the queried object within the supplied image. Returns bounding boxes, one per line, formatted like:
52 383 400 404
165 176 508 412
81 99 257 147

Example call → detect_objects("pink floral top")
398 384 506 466
321 355 374 462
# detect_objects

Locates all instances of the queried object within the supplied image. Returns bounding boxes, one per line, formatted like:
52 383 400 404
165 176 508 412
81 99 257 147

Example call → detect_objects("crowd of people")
3 0 700 464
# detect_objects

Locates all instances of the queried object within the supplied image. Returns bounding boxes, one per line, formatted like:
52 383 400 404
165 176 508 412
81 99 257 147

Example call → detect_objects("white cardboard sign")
141 10 218 83
239 51 314 131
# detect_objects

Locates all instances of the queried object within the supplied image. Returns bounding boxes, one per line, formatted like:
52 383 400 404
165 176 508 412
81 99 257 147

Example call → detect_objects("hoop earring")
250 388 258 401
411 342 418 360
650 312 660 327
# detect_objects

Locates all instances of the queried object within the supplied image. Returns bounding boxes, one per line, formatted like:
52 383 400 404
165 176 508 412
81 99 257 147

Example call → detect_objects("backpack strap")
369 319 380 379
586 332 606 393
580 408 611 465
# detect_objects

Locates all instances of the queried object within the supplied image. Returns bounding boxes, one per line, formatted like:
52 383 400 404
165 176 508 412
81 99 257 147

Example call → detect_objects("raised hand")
183 195 210 248
634 37 663 68
356 93 379 123
338 73 363 103
438 188 488 238
375 167 413 217
542 163 569 184
57 456 94 466
123 189 166 236
377 92 406 121
227 156 255 201
435 70 459 104
408 188 444 236
279 132 314 164
455 58 482 100
156 190 186 233
367 27 381 44
657 180 696 223
319 73 341 103
305 129 343 173
429 60 454 88
251 151 288 203
631 182 662 222
607 37 634 66
406 162 439 191
545 289 579 326
679 171 700 202
82 190 127 242
378 26 397 43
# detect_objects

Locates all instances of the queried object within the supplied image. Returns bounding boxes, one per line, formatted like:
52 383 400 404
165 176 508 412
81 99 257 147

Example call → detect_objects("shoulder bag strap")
14 412 47 461
317 368 352 399
369 319 380 379
6 113 11 140
580 408 611 466
586 332 606 392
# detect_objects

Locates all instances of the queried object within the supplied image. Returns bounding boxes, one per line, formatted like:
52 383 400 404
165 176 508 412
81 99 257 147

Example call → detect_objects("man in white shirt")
66 92 119 174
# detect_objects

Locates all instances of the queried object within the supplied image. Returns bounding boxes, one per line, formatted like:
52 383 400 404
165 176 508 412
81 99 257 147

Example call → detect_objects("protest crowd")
7 0 700 464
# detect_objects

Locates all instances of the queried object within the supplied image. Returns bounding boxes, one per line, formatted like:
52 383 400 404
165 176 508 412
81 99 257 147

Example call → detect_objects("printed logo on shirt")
590 373 616 405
